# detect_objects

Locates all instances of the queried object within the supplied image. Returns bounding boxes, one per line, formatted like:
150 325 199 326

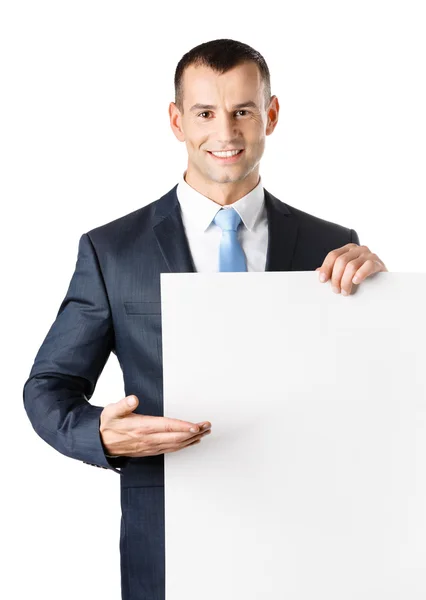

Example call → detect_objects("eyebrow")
189 101 259 112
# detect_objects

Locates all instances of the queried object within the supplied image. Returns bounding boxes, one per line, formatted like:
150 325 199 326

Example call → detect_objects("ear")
169 102 185 142
265 95 279 136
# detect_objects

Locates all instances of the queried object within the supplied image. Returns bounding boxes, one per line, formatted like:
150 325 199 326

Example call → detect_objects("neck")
184 166 260 206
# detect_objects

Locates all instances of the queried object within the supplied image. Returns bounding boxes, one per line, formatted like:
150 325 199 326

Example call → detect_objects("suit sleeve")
23 232 126 474
350 228 360 245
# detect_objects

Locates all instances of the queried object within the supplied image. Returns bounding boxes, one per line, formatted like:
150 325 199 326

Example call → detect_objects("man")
23 38 387 599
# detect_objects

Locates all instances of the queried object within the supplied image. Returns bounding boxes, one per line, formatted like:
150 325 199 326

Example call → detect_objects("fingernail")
332 286 340 294
202 424 209 429
352 276 359 284
319 273 326 283
341 289 348 296
189 427 199 433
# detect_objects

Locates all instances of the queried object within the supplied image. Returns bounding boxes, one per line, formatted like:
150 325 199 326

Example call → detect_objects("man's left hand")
316 244 388 296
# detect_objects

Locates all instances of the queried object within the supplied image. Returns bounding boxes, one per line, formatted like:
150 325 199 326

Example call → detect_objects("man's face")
170 62 278 187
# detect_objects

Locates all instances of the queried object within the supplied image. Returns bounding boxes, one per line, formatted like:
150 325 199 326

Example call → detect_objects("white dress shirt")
176 171 269 272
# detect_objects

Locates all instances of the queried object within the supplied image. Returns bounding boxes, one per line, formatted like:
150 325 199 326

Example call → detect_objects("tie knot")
213 207 242 232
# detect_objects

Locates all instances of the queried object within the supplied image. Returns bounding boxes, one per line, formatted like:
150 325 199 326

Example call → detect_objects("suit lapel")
264 188 299 272
152 184 299 273
152 185 196 273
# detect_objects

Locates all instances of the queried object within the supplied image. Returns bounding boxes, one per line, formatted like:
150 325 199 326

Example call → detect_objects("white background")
1 1 425 598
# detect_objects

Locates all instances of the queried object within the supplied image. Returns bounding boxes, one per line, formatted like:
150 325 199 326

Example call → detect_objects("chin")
197 162 246 184
213 173 245 184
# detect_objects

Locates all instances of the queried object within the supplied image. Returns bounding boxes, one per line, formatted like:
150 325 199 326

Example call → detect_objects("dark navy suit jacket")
23 183 360 599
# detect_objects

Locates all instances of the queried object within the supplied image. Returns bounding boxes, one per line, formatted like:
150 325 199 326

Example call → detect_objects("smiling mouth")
207 149 245 163
207 149 244 154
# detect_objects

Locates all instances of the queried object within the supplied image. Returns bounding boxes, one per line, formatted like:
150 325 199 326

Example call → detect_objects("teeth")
211 150 242 157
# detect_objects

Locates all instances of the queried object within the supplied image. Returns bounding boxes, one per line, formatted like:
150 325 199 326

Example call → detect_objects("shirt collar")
176 170 265 233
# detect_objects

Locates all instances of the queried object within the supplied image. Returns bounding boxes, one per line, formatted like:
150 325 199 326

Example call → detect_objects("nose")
215 113 240 146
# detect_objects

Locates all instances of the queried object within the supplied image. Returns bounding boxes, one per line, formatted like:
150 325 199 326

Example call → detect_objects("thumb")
113 395 139 418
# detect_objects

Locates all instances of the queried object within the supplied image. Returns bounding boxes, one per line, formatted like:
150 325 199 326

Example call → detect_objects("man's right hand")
99 395 211 458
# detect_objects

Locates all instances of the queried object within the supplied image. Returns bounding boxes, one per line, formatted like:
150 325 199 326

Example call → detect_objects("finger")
180 428 211 445
339 257 365 296
144 427 211 448
149 434 204 457
107 395 140 419
162 431 210 454
330 247 362 293
196 421 212 430
351 257 384 285
132 429 210 458
184 439 202 448
162 438 202 455
318 244 358 283
135 415 204 435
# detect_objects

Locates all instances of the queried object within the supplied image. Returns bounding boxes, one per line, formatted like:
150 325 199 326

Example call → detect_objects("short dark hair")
174 38 271 114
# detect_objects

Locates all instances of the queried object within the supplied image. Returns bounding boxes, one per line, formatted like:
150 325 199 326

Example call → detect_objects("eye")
197 110 250 119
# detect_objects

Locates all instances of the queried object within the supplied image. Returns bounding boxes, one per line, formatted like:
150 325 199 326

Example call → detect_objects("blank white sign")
161 272 426 600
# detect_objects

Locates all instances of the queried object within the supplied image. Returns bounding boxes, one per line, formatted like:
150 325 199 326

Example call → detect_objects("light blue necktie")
213 207 247 272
